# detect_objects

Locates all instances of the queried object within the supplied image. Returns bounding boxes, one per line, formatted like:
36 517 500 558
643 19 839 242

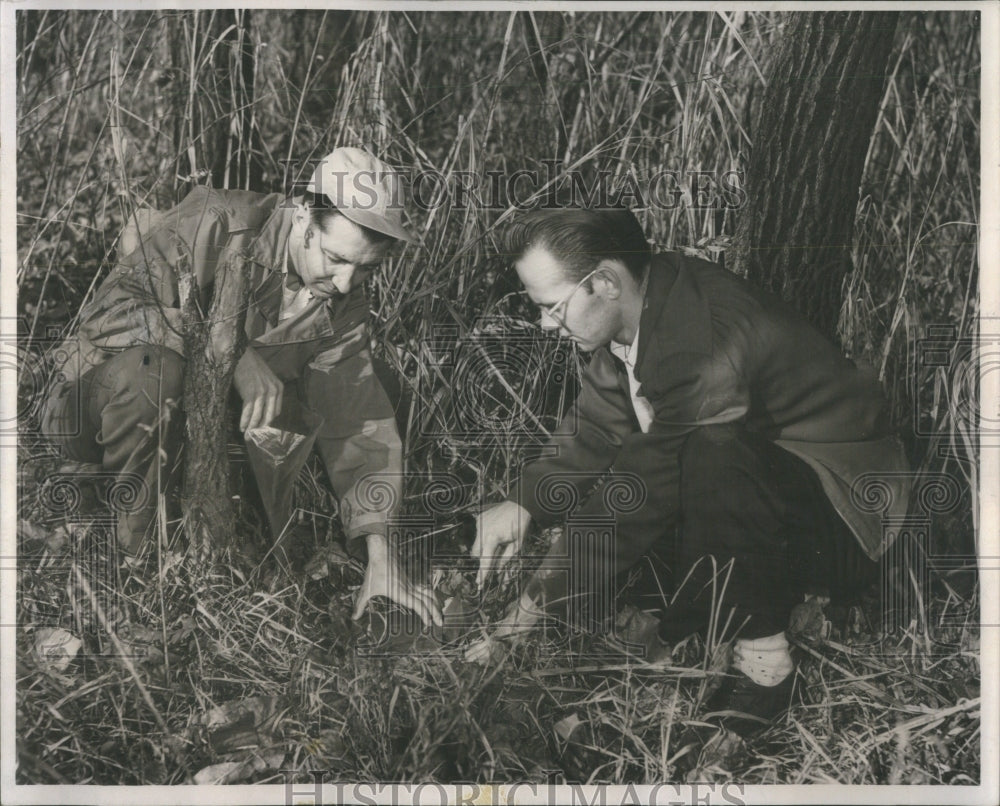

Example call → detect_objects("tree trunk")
730 12 898 340
180 255 252 558
164 10 259 558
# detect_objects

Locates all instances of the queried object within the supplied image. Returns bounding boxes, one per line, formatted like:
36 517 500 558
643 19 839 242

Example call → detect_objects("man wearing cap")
39 147 442 628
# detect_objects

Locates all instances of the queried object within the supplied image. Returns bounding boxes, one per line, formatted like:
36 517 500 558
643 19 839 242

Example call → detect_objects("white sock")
733 632 795 686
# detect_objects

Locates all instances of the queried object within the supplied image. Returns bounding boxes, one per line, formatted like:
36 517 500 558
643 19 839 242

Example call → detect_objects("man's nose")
337 264 357 290
538 309 560 331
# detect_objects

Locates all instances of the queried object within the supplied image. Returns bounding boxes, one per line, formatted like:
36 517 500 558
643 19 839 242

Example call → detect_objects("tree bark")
730 12 898 340
164 9 259 557
180 254 252 558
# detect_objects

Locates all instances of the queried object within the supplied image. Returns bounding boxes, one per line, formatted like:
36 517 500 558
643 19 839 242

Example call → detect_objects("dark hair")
502 207 651 283
306 191 396 247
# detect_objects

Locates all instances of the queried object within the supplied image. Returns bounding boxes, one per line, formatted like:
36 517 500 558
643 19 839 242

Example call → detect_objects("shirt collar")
283 255 306 292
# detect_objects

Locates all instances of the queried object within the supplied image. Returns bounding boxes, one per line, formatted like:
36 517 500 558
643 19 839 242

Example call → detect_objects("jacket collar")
251 198 295 270
634 251 714 373
249 202 295 328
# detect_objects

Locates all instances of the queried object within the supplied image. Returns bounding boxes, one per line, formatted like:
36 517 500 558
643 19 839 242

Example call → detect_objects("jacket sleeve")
521 350 748 618
79 198 232 359
518 349 634 524
306 322 403 558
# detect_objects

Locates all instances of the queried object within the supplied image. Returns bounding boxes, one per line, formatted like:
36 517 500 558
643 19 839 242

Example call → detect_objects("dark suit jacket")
519 251 910 566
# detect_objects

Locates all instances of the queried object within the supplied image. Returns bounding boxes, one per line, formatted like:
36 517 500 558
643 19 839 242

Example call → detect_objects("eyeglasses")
535 269 599 329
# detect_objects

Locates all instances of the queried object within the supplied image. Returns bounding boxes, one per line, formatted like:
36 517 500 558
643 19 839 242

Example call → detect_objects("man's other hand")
352 534 443 628
234 346 283 431
471 500 531 590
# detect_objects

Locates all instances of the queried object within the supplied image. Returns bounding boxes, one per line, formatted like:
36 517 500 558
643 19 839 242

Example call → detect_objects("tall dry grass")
15 9 980 785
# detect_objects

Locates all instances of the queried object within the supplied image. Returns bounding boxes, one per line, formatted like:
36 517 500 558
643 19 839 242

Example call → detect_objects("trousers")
620 424 876 642
43 346 184 553
42 345 404 555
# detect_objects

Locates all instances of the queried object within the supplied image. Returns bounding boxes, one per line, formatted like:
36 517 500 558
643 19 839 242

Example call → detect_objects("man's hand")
234 346 283 431
352 534 443 628
471 500 531 590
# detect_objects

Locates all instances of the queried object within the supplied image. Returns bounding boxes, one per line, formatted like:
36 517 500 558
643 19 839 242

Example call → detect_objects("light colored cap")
306 147 415 243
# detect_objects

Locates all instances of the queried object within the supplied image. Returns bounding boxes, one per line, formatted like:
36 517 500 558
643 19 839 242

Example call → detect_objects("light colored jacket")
43 186 401 544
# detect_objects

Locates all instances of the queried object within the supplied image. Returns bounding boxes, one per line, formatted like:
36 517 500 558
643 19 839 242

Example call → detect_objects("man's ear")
291 201 310 232
594 259 625 299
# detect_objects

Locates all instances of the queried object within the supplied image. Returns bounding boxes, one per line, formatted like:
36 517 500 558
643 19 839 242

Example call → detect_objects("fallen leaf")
198 695 287 755
19 519 69 553
553 713 583 742
192 760 242 785
305 543 352 580
193 750 286 784
34 627 81 672
684 729 745 783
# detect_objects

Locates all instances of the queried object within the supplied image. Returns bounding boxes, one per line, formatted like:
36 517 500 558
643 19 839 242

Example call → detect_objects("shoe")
702 668 795 737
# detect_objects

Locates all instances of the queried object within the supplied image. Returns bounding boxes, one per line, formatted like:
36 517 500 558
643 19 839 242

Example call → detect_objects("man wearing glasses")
469 207 909 735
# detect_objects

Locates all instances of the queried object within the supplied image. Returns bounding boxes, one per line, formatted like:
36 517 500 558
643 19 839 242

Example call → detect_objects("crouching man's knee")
680 423 747 480
104 346 186 436
40 345 186 463
127 345 185 400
